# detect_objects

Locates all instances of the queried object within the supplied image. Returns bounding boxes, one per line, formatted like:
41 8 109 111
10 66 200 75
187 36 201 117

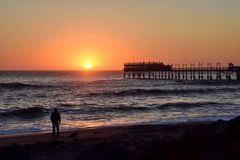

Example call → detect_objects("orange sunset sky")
0 0 240 70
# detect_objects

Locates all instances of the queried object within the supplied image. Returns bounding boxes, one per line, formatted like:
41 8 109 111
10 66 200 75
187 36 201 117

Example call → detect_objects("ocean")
0 71 240 135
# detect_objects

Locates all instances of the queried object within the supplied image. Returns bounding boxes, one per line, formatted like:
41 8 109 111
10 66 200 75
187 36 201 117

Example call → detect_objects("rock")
69 132 78 138
212 120 229 135
0 143 33 160
77 142 129 160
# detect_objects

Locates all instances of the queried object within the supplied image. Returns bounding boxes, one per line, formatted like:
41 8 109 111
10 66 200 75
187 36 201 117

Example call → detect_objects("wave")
155 102 232 110
76 105 150 114
72 101 233 114
176 80 240 86
0 107 46 119
59 103 78 107
87 88 237 97
0 102 234 120
0 82 54 89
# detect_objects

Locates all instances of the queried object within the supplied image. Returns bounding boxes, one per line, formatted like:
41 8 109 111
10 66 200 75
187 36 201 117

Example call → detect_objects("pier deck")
124 62 240 81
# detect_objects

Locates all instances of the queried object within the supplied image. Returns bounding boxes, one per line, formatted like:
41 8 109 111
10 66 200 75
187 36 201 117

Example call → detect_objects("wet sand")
1 117 240 160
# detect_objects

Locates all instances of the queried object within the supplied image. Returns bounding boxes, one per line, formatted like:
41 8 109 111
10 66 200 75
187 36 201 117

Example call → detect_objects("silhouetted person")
51 108 61 137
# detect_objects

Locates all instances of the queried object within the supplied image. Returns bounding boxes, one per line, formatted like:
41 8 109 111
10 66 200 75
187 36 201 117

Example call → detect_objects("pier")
124 62 240 81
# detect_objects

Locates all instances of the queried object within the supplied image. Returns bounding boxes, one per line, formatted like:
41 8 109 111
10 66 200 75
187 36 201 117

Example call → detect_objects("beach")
1 116 240 160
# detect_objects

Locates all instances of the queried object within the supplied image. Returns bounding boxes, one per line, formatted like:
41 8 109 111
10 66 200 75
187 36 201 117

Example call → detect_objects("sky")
0 0 240 70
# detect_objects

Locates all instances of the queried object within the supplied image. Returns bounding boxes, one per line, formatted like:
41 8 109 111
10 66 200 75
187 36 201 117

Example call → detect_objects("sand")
1 117 240 160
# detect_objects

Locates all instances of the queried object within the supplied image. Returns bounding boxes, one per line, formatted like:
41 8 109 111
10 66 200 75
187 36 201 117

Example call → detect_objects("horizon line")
0 69 123 72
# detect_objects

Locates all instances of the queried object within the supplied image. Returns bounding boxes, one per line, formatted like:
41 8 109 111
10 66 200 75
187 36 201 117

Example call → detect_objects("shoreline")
1 117 240 160
0 120 212 140
0 121 213 148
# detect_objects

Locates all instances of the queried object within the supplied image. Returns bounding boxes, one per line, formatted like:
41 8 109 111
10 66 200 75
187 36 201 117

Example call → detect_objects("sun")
84 63 92 69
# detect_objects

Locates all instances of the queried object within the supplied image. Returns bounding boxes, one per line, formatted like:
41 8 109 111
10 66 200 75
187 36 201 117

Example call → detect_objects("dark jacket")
51 111 61 125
